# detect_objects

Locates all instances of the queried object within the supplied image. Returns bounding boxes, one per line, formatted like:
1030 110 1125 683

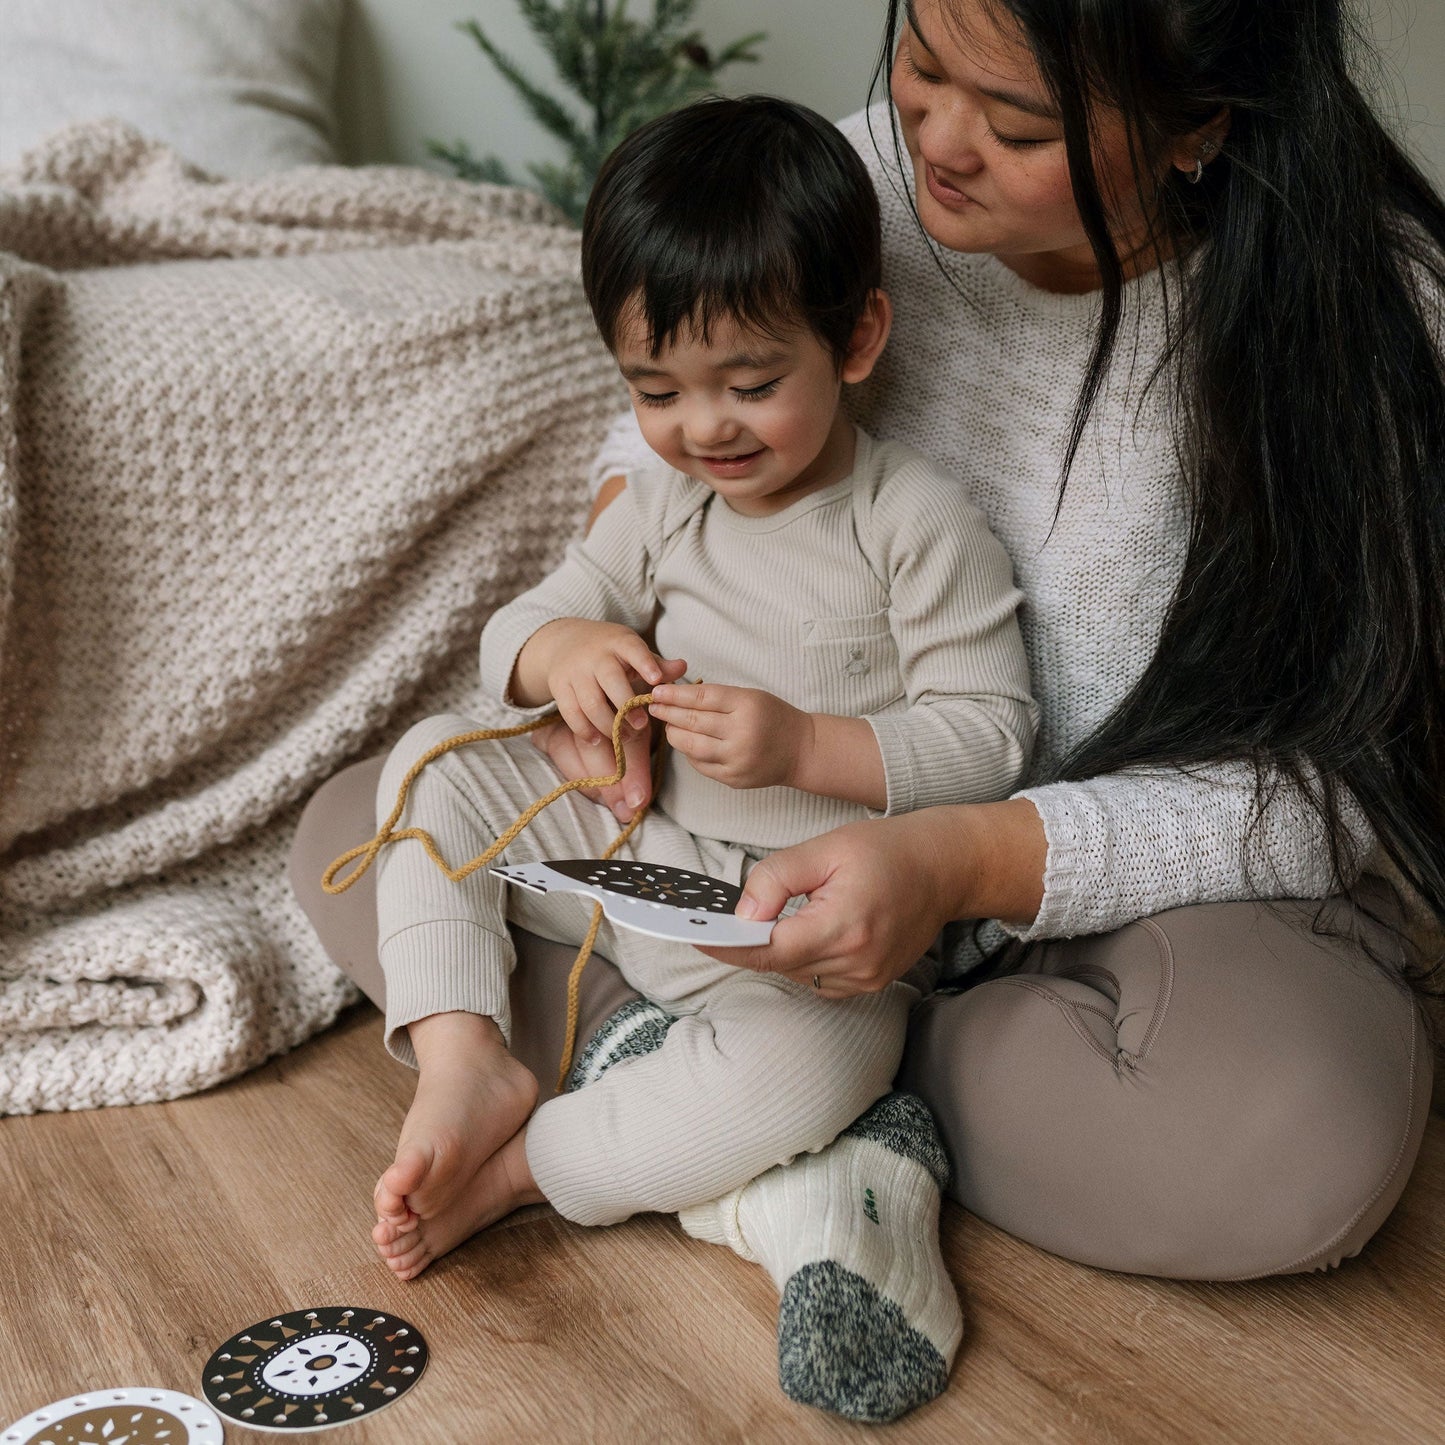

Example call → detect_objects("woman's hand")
700 800 1047 997
530 713 661 822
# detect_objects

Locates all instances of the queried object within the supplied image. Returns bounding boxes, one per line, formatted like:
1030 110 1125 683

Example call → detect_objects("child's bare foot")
372 1012 538 1248
373 1126 543 1279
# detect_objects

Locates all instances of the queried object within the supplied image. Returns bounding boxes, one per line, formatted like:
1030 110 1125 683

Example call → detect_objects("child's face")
615 309 855 516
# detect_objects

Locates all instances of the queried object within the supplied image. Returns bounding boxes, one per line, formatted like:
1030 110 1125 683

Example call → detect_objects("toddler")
369 95 1035 1419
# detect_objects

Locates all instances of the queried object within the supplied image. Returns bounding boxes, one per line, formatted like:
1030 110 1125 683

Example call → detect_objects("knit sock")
565 997 675 1091
678 1092 962 1423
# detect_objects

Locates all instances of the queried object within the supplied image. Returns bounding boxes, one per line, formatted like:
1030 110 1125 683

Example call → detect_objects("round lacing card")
201 1307 427 1433
2 1387 222 1444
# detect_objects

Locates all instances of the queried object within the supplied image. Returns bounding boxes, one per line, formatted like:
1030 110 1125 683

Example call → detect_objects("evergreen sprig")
428 0 765 224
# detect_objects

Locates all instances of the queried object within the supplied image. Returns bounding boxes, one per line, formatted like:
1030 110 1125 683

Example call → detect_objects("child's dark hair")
581 95 882 364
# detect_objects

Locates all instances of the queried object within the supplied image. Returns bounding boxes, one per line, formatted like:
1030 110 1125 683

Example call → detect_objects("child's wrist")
784 710 820 791
511 620 570 707
789 714 887 809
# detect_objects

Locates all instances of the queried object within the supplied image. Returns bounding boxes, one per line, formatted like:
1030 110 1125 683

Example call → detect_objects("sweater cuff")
999 784 1091 942
380 918 513 1067
867 709 1025 816
865 714 918 817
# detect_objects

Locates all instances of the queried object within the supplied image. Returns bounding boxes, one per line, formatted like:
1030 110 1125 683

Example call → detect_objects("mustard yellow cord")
321 693 657 1090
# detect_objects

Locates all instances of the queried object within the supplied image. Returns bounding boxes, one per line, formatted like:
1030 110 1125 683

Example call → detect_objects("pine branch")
652 0 696 35
528 0 590 94
435 1 767 225
426 140 514 186
710 33 767 68
458 19 590 155
527 159 590 223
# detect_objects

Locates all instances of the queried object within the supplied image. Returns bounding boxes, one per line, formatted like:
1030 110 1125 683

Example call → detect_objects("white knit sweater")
591 104 1372 944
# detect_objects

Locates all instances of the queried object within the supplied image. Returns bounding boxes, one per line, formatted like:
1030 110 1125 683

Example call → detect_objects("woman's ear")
1170 107 1232 182
841 288 893 384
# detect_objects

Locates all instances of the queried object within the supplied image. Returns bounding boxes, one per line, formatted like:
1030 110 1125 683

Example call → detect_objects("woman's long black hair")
874 0 1445 980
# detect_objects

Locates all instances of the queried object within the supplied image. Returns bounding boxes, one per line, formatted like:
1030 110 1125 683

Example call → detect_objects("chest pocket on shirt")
801 609 902 715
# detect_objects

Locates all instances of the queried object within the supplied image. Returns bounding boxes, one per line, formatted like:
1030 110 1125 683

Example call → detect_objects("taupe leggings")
290 755 1434 1282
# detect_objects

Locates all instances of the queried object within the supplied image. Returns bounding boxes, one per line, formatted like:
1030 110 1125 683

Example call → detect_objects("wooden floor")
3 1005 1443 1444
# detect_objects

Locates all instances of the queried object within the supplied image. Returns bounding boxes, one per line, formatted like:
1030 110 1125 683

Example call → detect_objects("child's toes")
373 1200 418 1235
375 1220 421 1257
389 1240 433 1279
373 1216 408 1249
377 1144 431 1210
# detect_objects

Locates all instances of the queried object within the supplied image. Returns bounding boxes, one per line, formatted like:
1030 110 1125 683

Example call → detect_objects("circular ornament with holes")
200 1308 427 1432
3 1386 222 1445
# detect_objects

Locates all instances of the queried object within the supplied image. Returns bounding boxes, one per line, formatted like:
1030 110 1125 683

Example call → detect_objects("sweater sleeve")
1007 763 1375 941
865 455 1038 814
478 479 658 717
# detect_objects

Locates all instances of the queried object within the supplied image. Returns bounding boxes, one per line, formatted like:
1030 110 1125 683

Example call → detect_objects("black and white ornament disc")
201 1308 426 1433
491 858 775 945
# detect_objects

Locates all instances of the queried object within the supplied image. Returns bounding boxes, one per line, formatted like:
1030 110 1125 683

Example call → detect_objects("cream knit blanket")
0 122 621 1114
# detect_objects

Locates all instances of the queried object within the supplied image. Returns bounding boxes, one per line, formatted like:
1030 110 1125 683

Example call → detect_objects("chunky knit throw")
0 121 621 1114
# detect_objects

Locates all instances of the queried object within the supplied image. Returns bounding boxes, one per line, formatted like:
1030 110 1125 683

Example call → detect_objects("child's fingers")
650 681 729 711
555 680 618 746
573 676 626 744
648 681 735 720
595 657 650 730
614 635 668 689
553 685 599 745
650 701 728 739
664 724 724 763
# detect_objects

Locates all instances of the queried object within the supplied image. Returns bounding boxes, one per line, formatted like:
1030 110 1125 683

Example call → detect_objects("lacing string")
322 693 658 1090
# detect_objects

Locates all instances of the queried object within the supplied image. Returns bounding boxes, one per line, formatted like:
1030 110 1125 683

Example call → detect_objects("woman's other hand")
701 800 1047 996
530 713 663 822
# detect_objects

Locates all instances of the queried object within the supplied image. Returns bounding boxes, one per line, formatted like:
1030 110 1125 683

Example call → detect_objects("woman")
291 0 1442 1417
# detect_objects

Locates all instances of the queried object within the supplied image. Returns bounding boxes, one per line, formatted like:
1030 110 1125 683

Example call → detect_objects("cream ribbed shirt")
590 105 1373 944
483 427 1036 852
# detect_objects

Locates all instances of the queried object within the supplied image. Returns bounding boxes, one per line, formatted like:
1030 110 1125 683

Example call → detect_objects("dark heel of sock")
778 1260 950 1422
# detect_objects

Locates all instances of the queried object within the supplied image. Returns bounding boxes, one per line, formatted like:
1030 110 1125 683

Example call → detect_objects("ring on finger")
811 975 821 990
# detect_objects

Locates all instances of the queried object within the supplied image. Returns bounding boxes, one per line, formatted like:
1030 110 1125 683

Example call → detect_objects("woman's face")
891 0 1155 292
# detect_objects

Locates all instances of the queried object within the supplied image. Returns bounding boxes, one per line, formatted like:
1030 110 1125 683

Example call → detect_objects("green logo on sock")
863 1186 879 1224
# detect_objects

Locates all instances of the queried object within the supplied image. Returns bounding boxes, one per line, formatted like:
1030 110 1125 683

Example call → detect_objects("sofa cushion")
0 0 342 177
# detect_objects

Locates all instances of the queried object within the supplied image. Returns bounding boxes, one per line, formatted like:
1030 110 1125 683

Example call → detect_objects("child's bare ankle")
407 1010 509 1071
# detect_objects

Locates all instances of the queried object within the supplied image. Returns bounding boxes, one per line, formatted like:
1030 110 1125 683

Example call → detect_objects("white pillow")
0 0 343 177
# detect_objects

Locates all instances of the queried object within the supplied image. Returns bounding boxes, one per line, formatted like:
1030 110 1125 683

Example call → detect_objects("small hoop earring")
1186 138 1219 185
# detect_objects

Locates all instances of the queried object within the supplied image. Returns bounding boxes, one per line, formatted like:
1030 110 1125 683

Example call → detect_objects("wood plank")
2 1006 1442 1443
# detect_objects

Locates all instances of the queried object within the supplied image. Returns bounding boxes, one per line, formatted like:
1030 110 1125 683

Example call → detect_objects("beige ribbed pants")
369 714 914 1227
291 753 1434 1279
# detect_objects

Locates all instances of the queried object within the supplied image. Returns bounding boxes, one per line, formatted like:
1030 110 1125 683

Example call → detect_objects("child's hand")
648 683 811 790
523 618 685 745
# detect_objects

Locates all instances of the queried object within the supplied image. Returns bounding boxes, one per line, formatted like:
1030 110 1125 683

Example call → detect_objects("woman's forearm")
917 798 1047 928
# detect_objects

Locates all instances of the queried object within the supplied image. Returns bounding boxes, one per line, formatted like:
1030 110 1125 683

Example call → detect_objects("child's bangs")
633 252 806 358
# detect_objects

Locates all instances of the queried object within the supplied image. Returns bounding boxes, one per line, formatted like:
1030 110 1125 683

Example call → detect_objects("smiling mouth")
696 448 764 476
925 162 977 207
699 449 761 461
